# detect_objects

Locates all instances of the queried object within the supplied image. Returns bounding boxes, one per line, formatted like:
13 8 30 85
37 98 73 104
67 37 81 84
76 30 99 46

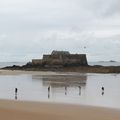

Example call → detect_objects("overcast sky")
0 0 120 62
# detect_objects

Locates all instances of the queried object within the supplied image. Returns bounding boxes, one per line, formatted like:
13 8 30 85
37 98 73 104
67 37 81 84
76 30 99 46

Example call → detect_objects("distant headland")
2 50 120 73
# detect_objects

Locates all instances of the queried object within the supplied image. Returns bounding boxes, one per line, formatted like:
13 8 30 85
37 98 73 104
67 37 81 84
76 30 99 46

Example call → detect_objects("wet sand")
0 70 120 120
0 69 58 75
0 99 120 120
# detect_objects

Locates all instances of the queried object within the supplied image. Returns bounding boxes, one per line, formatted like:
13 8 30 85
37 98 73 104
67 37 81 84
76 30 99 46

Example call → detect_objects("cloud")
1 28 120 61
81 0 120 18
0 0 120 61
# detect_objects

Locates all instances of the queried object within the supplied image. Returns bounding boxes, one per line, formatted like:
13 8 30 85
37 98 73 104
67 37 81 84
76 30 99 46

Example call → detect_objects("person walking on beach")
101 86 104 95
102 87 104 91
15 88 18 100
65 86 67 95
79 86 81 96
48 86 50 99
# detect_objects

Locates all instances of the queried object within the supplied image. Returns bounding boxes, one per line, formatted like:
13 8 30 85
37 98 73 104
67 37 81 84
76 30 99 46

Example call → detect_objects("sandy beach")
0 99 120 120
0 69 120 120
0 69 58 76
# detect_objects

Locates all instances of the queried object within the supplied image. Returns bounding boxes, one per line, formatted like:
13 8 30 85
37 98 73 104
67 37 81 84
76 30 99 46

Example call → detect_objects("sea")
0 62 27 68
0 61 120 109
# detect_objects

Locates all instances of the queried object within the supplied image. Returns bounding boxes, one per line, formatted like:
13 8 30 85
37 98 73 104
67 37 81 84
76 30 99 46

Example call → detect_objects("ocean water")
0 72 120 109
0 62 27 68
89 61 120 66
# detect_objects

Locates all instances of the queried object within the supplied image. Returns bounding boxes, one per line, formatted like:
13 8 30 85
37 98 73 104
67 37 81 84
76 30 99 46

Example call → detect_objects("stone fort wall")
32 59 42 65
42 54 88 66
32 51 88 67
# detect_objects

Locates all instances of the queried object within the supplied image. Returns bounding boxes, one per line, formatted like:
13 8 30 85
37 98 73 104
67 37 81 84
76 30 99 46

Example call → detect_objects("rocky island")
2 50 120 73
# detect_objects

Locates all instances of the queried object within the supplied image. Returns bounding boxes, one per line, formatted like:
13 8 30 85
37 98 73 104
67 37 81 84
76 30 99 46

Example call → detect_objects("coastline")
0 99 120 120
2 64 120 73
0 69 58 76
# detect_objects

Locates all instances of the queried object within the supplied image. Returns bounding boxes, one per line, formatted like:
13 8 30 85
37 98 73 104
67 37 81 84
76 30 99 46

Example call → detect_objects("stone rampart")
32 59 42 65
32 51 88 67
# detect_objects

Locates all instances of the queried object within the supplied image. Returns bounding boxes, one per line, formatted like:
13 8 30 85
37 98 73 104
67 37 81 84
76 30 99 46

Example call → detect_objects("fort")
32 50 88 67
3 50 120 73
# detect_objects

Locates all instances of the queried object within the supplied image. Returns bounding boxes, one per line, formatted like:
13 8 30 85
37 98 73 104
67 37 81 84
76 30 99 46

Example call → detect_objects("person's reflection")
65 86 67 95
79 86 81 96
15 88 18 100
102 91 104 95
48 86 50 99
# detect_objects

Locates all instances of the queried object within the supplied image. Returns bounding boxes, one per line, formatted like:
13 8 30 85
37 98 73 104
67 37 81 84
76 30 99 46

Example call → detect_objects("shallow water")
0 72 120 109
89 61 120 66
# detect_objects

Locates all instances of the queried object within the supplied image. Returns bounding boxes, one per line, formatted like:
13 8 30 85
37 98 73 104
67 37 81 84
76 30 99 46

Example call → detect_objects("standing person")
102 87 104 91
15 88 18 100
48 86 50 99
79 86 81 96
65 86 67 95
101 87 104 96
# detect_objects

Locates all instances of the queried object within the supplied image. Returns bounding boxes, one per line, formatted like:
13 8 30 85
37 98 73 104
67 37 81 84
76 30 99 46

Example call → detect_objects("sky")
0 0 120 62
